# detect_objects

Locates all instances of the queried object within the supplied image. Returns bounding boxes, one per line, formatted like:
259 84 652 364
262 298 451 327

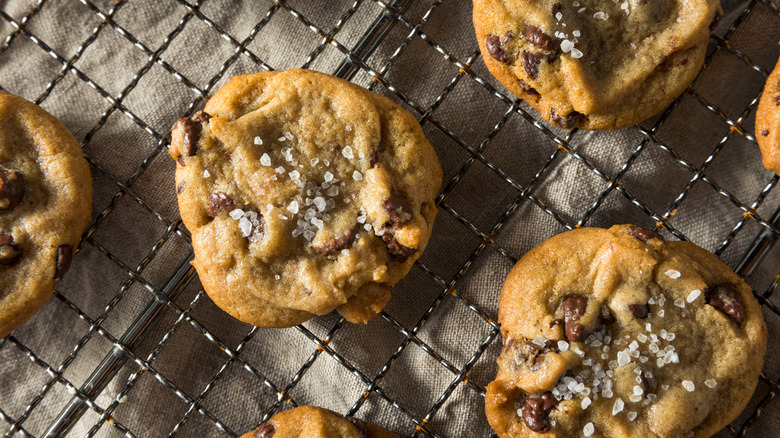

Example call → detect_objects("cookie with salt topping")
472 0 722 130
485 224 766 438
0 91 93 338
755 49 780 174
169 69 442 328
240 405 398 438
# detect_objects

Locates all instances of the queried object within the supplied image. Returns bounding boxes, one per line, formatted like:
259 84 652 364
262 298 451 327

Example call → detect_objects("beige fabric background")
0 0 779 437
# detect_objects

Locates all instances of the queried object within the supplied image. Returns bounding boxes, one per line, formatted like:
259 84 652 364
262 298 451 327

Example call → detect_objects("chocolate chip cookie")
755 49 780 174
485 225 766 437
472 0 722 130
169 69 442 328
0 91 93 338
241 405 398 438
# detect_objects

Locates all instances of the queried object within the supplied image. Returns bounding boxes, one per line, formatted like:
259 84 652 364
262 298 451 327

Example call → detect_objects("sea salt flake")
704 379 717 388
289 170 300 180
594 11 608 20
353 170 363 181
364 223 372 232
687 289 701 303
238 218 252 237
254 136 263 145
555 12 563 21
582 397 591 409
284 131 294 141
342 146 354 159
532 335 547 347
573 29 581 37
633 385 643 396
287 201 299 214
561 39 574 53
260 153 272 166
612 398 624 415
275 166 285 174
617 351 630 366
682 380 695 392
583 422 594 437
627 411 637 421
229 209 244 220
571 48 584 58
665 269 681 279
278 136 286 142
203 169 210 177
674 298 685 308
303 230 315 241
311 158 319 166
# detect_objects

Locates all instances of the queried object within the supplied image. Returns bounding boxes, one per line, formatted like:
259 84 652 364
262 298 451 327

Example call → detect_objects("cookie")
241 405 398 438
755 48 780 174
0 91 93 338
168 69 442 328
485 225 766 438
472 0 722 130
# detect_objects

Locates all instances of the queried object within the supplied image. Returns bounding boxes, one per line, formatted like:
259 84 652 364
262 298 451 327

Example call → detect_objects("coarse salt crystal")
665 269 681 279
278 136 286 142
583 422 594 437
342 146 354 159
629 394 642 403
612 398 624 415
311 158 319 166
627 411 637 421
238 218 252 237
617 351 630 366
555 12 563 21
303 230 315 241
594 11 608 20
284 131 293 141
682 380 695 392
364 223 372 232
346 125 352 131
229 209 244 220
633 385 643 396
203 169 210 178
561 39 574 53
704 379 717 388
687 289 701 303
287 201 299 214
532 335 547 346
314 197 326 212
582 397 591 409
674 298 685 308
289 170 300 180
275 166 285 174
557 340 569 351
254 136 263 145
571 48 583 58
353 170 363 181
324 171 334 182
278 214 288 220
573 30 581 37
260 153 272 166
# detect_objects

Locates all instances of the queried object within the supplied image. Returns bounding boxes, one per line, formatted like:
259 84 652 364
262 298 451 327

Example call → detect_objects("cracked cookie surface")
472 0 721 130
169 69 442 328
756 50 780 175
0 91 92 338
240 405 398 438
485 225 766 438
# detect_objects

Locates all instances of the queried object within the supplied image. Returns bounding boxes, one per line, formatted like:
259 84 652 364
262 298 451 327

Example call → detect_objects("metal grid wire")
0 0 779 436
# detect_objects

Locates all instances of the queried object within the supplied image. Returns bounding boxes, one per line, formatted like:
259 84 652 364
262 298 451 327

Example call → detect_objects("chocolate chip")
208 192 235 217
709 10 721 31
762 129 770 136
552 3 561 16
520 392 558 433
774 94 780 106
705 283 745 324
519 80 540 96
562 297 587 342
550 108 583 129
54 244 73 281
0 167 24 211
345 417 369 438
628 226 664 243
381 226 416 263
525 25 561 52
529 355 546 371
250 423 275 438
176 111 211 164
628 303 650 319
313 224 360 255
383 191 414 226
549 318 563 328
522 51 544 80
503 336 516 352
502 30 514 45
0 234 22 265
176 181 186 194
600 307 616 326
486 34 509 64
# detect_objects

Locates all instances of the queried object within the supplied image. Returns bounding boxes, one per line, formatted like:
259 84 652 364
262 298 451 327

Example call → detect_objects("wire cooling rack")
0 0 779 436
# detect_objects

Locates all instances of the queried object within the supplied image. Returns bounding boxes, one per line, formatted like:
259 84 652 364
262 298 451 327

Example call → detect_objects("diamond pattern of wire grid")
0 0 779 436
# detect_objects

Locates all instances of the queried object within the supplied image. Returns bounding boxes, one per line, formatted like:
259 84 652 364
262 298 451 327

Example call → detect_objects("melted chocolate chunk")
550 108 583 129
384 191 414 226
0 234 22 265
519 79 540 96
345 417 369 438
762 129 770 136
774 94 780 106
176 181 186 194
381 227 416 263
208 192 235 217
525 25 561 52
709 10 722 31
0 167 24 211
313 224 360 255
628 303 650 319
54 244 73 281
520 392 558 433
562 296 587 342
552 3 561 16
529 354 546 371
176 111 211 164
628 226 664 243
705 283 745 324
503 336 516 352
522 51 544 80
251 423 275 438
600 306 616 326
486 34 509 64
640 369 657 394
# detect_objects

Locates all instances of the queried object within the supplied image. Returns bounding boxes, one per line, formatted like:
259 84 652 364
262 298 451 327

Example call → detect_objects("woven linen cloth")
0 0 778 437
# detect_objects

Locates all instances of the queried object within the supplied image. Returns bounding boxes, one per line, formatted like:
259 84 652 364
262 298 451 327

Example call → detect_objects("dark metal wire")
0 0 778 436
